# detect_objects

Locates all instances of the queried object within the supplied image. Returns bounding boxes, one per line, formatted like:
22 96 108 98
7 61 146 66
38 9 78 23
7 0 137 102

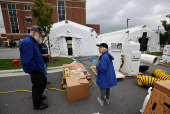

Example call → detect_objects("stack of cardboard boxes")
62 63 91 103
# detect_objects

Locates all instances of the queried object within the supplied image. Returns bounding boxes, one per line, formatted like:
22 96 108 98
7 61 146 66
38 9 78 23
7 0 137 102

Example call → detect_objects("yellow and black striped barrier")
0 80 98 94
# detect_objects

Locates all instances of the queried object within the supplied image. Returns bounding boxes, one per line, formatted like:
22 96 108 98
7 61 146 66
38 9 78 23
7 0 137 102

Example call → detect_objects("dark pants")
29 70 47 108
100 88 110 101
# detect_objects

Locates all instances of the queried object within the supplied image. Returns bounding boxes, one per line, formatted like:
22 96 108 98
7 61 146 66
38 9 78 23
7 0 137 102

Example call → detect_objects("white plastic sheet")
140 87 152 114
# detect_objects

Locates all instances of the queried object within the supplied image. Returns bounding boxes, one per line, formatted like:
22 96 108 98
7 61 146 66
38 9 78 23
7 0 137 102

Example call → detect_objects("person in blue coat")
93 43 117 106
19 25 48 110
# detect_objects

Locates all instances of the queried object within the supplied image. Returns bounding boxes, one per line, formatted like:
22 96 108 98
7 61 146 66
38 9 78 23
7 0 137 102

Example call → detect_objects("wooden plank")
124 72 143 78
157 62 164 65
119 71 128 77
90 66 143 78
157 62 170 67
138 72 143 75
124 76 136 78
90 66 97 76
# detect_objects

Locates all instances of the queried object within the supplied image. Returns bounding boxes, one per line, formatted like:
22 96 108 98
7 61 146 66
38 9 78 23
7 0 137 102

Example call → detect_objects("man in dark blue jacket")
38 33 51 88
19 25 48 110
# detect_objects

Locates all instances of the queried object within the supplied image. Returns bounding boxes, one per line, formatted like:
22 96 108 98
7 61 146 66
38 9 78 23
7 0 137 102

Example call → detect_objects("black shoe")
34 103 48 110
41 95 46 100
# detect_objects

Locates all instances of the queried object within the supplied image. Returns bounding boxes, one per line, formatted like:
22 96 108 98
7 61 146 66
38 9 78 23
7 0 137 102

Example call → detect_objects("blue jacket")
96 52 117 89
19 35 44 73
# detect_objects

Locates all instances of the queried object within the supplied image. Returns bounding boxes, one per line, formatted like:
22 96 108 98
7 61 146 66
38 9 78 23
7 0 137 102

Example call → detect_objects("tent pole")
47 34 51 56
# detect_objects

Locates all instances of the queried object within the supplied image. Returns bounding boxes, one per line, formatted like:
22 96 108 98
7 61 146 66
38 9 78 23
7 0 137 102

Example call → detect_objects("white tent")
98 25 160 52
48 20 99 57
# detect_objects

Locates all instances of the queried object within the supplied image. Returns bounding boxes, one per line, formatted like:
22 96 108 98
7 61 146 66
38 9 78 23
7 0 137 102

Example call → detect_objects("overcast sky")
86 0 170 34
0 0 170 34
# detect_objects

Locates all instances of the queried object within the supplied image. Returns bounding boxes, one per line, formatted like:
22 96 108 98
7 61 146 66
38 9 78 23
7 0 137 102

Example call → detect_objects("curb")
0 59 77 77
0 48 19 50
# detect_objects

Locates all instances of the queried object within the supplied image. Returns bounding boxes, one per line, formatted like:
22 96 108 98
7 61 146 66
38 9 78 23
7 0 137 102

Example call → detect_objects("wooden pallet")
157 62 170 67
120 71 143 78
90 66 97 76
90 66 143 78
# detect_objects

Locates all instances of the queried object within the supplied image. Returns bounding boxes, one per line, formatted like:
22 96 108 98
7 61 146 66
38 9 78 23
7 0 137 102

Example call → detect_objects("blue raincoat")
96 52 117 89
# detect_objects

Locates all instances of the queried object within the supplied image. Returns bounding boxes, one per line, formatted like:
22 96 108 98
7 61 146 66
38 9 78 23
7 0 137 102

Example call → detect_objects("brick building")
0 0 100 46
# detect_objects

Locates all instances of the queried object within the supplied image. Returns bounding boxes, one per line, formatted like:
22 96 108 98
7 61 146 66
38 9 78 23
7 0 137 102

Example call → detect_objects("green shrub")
9 36 14 44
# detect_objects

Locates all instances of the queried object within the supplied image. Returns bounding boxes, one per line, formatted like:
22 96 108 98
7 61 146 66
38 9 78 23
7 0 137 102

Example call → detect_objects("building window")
27 28 31 33
58 1 65 22
26 17 32 23
7 4 19 33
24 5 31 10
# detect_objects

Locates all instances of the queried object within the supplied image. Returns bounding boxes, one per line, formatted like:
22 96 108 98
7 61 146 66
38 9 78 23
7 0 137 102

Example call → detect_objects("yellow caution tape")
7 91 16 92
0 80 98 94
0 88 66 94
89 80 98 86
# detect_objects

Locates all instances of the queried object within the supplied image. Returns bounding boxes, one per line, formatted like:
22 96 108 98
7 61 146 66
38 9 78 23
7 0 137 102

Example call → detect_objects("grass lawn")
48 57 73 67
0 46 10 49
146 52 163 56
0 57 73 70
67 44 72 48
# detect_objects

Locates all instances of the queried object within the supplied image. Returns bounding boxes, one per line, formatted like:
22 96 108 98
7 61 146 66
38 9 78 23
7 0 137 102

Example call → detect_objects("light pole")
127 18 130 29
157 26 161 46
158 26 161 33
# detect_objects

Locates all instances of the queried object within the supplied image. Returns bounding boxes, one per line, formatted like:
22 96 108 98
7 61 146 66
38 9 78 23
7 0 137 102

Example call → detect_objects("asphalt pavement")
0 57 170 114
0 48 20 59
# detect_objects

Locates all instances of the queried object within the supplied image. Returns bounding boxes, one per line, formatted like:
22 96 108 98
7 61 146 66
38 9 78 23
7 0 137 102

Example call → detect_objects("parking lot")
0 57 169 114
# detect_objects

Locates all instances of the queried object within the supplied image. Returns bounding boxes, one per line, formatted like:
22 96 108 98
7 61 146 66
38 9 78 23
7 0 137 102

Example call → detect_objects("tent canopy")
98 25 160 52
48 20 99 57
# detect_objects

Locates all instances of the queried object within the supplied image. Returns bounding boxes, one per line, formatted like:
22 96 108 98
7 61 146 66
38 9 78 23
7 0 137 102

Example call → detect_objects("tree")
160 32 167 45
31 0 55 55
9 36 14 44
9 36 14 48
161 14 170 44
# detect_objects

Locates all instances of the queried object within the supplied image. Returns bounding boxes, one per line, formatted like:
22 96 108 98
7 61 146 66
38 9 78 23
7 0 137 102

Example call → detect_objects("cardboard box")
143 89 170 114
154 80 170 96
63 63 91 79
66 75 89 103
